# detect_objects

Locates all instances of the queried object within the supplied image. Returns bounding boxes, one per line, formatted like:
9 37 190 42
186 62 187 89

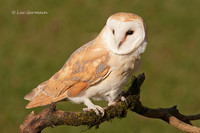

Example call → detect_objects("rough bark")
20 73 200 133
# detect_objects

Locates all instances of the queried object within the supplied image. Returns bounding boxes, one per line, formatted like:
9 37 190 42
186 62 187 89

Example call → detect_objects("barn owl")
24 12 147 116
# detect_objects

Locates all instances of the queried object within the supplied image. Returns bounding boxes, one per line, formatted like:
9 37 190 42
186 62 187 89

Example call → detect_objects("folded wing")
25 41 111 108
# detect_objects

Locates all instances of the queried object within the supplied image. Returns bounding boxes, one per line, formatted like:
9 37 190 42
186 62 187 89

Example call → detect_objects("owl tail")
24 80 54 109
25 91 53 109
24 81 48 101
25 89 68 109
24 80 68 109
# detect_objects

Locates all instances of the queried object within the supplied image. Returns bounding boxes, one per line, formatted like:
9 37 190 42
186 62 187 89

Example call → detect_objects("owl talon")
95 105 105 117
83 105 104 117
108 101 117 106
120 96 127 102
108 96 127 106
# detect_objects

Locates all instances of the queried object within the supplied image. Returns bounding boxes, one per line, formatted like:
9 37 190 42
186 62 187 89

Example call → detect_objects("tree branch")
20 73 200 133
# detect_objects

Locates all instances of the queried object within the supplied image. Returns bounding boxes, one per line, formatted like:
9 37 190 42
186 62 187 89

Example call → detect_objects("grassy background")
0 0 200 132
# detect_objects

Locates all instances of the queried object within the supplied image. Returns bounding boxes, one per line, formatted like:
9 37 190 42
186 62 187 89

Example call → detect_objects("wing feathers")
26 91 52 108
24 81 48 101
25 40 111 108
67 82 87 97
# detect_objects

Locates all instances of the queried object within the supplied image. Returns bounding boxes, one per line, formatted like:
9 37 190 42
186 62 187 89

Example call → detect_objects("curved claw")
83 98 104 117
108 96 127 106
95 105 105 116
83 105 104 117
120 96 127 102
108 101 117 106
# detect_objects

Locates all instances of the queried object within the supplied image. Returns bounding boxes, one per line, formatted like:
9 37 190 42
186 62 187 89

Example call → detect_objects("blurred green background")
0 0 200 132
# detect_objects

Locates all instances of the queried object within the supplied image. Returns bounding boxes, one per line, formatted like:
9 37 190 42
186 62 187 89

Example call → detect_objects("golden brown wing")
25 40 111 108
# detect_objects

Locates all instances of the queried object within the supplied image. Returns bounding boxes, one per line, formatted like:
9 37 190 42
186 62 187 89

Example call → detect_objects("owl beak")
118 41 123 49
118 36 127 49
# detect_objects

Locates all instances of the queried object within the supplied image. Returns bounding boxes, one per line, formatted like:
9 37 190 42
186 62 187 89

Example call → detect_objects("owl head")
102 12 147 55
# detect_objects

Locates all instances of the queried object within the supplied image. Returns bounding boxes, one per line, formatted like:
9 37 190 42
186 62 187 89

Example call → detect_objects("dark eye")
126 30 134 35
112 29 115 34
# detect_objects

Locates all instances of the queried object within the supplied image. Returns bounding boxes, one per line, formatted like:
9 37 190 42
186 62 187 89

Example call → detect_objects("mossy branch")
20 73 200 133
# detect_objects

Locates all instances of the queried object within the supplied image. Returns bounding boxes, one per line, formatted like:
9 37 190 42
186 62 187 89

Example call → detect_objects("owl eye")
112 29 115 35
126 30 134 35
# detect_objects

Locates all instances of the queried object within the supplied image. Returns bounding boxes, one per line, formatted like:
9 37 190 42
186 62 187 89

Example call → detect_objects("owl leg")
83 98 104 117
